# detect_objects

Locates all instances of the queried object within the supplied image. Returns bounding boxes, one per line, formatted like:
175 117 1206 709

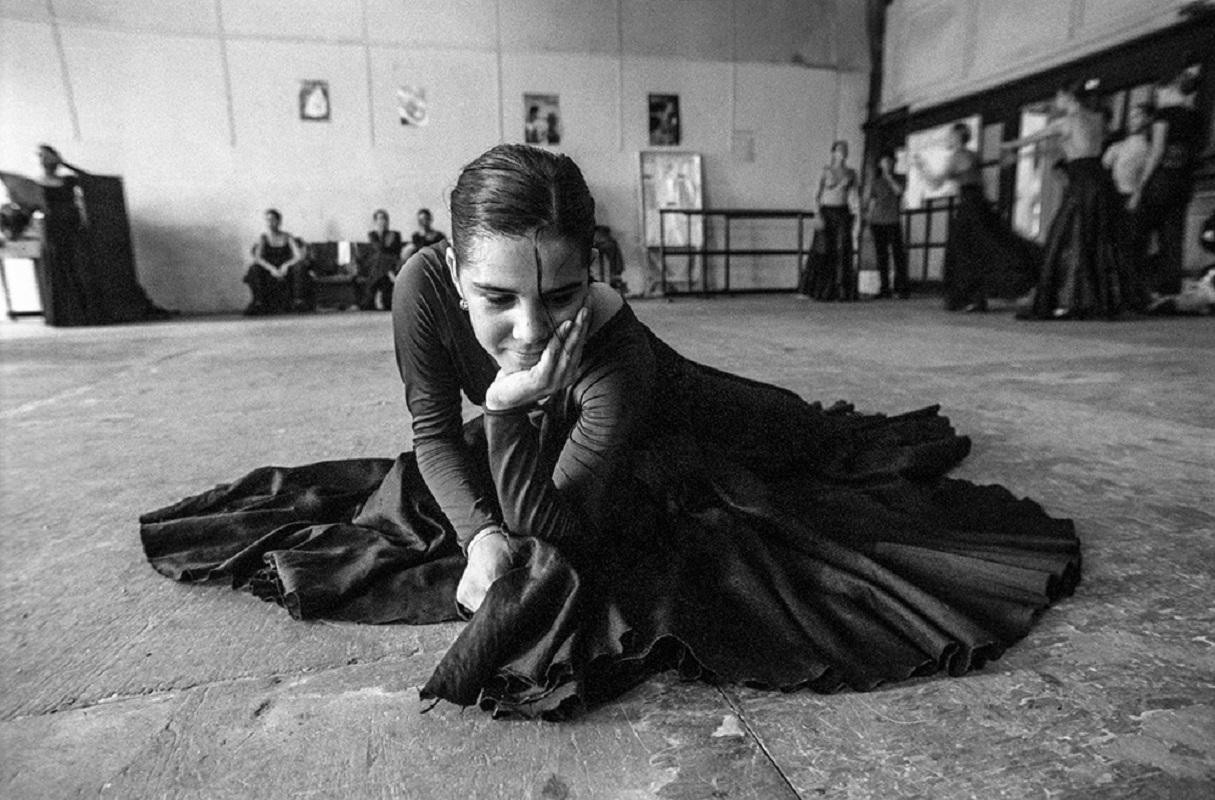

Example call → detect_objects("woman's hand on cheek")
485 306 589 411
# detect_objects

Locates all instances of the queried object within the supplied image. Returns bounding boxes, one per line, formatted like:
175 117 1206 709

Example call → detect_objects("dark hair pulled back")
449 144 596 267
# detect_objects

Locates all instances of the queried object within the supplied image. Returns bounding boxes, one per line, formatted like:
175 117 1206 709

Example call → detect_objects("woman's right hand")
484 306 589 411
456 528 512 613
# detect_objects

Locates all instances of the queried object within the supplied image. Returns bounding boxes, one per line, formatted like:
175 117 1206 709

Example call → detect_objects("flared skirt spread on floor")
141 401 1080 719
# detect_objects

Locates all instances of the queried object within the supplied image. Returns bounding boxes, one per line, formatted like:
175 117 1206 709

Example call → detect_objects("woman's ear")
445 246 464 301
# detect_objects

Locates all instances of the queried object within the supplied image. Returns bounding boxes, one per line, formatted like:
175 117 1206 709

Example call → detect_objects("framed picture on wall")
639 151 704 249
523 94 561 145
648 94 680 146
299 80 331 122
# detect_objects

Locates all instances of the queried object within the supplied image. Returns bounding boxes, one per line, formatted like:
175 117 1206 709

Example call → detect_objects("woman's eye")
483 294 514 307
546 292 580 307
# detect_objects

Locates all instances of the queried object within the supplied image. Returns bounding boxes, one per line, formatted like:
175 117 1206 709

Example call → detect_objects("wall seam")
617 0 625 153
730 0 738 161
45 0 81 141
494 0 504 143
361 0 375 147
213 0 237 147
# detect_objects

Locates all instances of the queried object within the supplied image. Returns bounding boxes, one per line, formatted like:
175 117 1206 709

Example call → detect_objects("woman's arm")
252 236 275 272
393 254 502 551
279 235 304 276
1129 119 1168 211
484 324 655 545
1001 117 1065 151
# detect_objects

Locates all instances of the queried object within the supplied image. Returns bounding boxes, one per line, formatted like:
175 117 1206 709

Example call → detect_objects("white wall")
0 0 869 311
882 0 1192 113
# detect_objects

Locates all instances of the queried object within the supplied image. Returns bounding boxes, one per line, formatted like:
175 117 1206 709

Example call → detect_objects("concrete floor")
1 297 1213 799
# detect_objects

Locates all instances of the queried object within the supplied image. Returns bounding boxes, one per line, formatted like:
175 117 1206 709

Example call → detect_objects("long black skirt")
943 186 1041 310
141 407 1080 719
1019 158 1137 319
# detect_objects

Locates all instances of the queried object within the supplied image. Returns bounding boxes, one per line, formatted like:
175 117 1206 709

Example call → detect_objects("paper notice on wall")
337 240 352 265
398 86 429 126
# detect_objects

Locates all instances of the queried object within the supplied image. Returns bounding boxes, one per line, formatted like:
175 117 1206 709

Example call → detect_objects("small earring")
458 298 469 310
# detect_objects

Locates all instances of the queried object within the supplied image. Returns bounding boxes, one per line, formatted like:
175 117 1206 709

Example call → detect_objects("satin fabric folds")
142 404 1080 719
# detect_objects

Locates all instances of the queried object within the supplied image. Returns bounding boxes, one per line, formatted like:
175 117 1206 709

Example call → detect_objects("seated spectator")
401 208 447 262
243 208 305 315
358 209 404 311
592 224 627 295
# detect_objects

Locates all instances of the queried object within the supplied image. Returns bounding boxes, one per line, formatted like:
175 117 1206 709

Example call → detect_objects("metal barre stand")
653 208 816 297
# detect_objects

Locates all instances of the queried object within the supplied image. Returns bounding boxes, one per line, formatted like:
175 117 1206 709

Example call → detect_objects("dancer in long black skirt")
1003 82 1138 320
914 125 1040 312
799 141 860 301
141 145 1080 719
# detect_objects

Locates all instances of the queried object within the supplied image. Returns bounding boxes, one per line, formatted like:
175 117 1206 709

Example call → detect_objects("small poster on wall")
398 85 429 126
299 80 331 122
523 94 561 145
648 94 680 146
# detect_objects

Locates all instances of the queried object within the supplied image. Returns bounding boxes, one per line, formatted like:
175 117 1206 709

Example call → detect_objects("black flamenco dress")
943 184 1041 311
141 246 1081 718
799 205 856 301
1019 157 1136 320
38 179 102 326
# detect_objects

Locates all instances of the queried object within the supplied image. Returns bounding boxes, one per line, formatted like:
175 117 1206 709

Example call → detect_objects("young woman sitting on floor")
143 144 1080 719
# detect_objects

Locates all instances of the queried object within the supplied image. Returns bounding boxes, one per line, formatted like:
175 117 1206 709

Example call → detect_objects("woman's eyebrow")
542 280 585 296
470 282 519 293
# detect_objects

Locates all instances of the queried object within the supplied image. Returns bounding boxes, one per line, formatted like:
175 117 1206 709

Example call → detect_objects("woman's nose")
512 303 550 346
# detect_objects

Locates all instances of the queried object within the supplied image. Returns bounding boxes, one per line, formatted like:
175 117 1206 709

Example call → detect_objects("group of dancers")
802 69 1202 320
242 207 447 315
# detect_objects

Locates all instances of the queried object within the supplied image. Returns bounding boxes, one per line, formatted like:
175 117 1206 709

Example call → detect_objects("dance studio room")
1 1 1213 797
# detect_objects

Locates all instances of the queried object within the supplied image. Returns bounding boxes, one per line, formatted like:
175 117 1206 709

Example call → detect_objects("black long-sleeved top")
391 244 655 549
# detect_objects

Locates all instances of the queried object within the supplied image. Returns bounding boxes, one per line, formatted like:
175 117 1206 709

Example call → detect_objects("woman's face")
450 233 589 372
265 213 281 232
38 148 60 172
374 213 389 232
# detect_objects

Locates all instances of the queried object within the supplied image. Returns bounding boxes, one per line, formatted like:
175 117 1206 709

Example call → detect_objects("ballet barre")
653 208 817 296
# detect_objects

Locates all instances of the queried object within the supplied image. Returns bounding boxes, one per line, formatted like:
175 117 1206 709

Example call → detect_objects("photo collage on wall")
293 79 692 148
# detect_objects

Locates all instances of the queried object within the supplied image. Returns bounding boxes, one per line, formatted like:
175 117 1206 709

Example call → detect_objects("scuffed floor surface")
1 297 1212 799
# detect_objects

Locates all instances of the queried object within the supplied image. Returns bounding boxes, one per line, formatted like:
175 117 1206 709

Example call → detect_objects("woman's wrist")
467 524 506 554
